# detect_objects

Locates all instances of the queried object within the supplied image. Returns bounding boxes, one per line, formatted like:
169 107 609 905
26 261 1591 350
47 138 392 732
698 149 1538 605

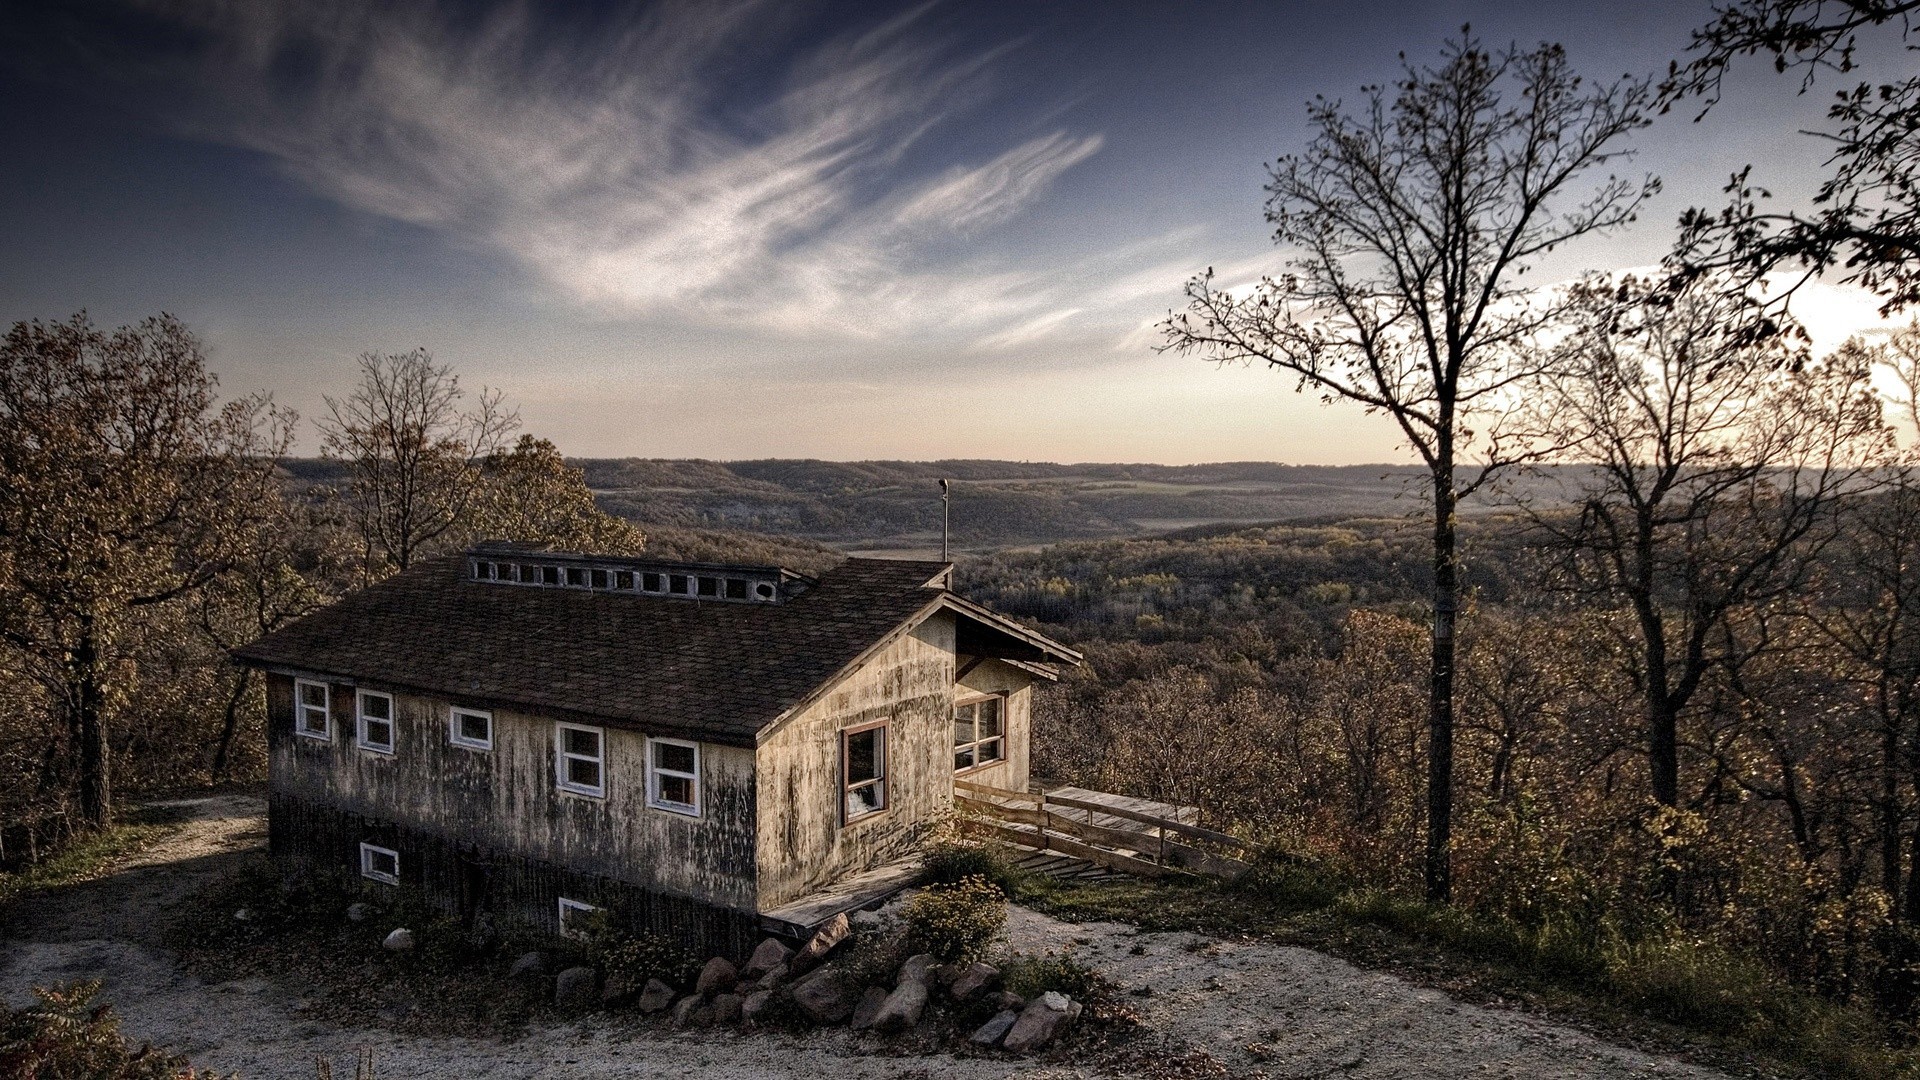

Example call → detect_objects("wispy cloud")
122 0 1122 340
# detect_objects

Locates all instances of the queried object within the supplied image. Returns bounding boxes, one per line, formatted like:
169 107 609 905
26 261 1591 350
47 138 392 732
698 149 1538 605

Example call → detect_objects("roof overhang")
938 594 1082 667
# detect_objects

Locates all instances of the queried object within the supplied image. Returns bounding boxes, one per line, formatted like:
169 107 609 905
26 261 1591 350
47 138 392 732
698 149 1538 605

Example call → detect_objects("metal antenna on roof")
940 478 950 563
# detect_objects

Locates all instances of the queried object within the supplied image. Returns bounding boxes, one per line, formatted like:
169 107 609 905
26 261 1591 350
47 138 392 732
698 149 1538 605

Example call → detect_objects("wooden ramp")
757 853 924 938
954 780 1256 881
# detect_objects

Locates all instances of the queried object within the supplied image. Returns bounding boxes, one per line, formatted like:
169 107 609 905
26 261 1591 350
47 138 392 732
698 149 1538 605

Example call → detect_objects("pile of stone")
491 910 1084 1054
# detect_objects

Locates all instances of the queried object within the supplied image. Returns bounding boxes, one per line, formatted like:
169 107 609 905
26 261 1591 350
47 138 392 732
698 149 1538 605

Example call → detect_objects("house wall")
752 614 958 910
953 658 1034 794
263 672 757 941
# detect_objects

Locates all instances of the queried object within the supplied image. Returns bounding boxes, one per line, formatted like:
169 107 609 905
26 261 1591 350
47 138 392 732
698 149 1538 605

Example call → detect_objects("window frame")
952 693 1008 774
554 722 606 798
840 720 890 825
294 678 331 741
449 706 493 751
359 842 400 885
355 689 396 755
557 896 598 940
645 737 701 817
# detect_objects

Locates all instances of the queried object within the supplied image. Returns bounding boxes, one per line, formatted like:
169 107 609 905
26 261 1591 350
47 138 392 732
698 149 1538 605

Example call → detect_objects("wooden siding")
752 613 958 909
953 658 1034 794
264 672 757 913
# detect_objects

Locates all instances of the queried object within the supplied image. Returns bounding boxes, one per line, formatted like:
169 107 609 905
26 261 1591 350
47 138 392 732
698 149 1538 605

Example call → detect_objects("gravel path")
0 795 1734 1079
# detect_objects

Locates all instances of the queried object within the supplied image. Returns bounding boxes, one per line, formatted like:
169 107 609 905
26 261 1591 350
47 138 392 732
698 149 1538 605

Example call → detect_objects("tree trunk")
1427 471 1458 904
210 667 253 782
1881 698 1903 913
1648 699 1680 809
73 617 112 831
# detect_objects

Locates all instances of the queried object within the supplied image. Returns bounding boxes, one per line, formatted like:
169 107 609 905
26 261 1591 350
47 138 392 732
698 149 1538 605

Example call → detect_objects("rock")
233 907 254 922
789 968 857 1024
788 913 849 976
694 956 739 997
870 980 928 1033
896 952 937 987
711 992 744 1024
1001 992 1075 1053
670 995 706 1029
848 908 889 935
743 937 794 979
381 928 415 952
507 951 548 981
755 962 789 990
990 990 1027 1012
346 902 373 923
741 988 775 1023
949 961 998 1001
636 978 676 1014
553 966 598 1009
848 985 889 1031
970 1009 1019 1047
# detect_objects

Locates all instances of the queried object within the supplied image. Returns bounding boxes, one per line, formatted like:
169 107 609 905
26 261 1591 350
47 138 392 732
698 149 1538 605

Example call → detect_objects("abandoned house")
230 544 1080 955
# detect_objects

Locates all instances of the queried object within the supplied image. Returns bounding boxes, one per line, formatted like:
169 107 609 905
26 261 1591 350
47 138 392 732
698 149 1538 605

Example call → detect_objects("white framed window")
953 695 1006 772
359 842 399 885
555 722 605 798
557 896 598 940
356 690 395 754
295 679 331 741
842 721 888 823
646 738 701 816
449 706 492 751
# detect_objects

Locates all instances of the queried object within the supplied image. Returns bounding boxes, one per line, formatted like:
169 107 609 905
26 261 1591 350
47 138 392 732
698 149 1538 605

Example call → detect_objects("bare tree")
317 349 518 574
0 313 292 828
1666 1 1920 312
1160 35 1657 901
1527 276 1888 851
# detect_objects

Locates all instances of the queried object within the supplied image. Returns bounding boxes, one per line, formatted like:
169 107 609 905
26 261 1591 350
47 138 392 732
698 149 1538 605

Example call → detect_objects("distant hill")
573 458 1579 555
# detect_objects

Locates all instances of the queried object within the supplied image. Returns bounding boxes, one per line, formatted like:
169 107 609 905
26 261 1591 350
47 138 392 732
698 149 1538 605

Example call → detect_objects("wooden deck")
954 779 1254 881
757 853 924 937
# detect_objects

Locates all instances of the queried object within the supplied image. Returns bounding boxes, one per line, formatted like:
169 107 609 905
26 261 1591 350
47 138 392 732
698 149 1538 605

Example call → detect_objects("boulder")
601 971 643 1005
711 992 744 1024
848 985 889 1031
670 995 708 1029
990 990 1027 1012
970 1009 1020 1047
949 962 999 1002
1001 991 1075 1053
788 913 849 976
381 928 415 952
507 951 548 982
694 956 739 997
346 902 374 923
553 966 599 1009
755 962 789 990
789 968 857 1024
870 980 928 1033
896 952 937 987
636 978 676 1014
741 988 776 1024
743 937 794 979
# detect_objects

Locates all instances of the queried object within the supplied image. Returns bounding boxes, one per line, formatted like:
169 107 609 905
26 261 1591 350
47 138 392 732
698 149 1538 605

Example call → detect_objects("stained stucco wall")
952 658 1034 794
264 672 756 910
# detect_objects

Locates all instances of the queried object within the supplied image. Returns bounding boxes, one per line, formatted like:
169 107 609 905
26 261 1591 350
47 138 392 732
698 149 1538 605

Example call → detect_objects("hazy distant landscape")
560 459 1572 554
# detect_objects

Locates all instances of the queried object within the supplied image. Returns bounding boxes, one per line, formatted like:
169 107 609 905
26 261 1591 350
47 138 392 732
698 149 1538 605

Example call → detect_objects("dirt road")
0 795 1734 1078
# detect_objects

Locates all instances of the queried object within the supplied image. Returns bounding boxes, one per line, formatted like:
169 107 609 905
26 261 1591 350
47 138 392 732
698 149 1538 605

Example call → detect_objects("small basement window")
450 707 492 751
954 696 1006 772
356 690 395 754
295 679 330 740
555 723 605 797
359 842 399 885
647 738 700 816
557 897 597 939
842 722 888 822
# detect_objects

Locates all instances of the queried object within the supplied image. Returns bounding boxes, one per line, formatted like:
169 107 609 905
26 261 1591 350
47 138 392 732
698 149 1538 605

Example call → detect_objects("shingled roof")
231 554 1078 747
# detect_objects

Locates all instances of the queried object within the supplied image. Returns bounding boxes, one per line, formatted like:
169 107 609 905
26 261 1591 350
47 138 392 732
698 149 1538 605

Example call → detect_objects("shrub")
903 875 1007 963
584 916 701 989
0 980 229 1079
923 840 1024 895
1001 950 1099 1000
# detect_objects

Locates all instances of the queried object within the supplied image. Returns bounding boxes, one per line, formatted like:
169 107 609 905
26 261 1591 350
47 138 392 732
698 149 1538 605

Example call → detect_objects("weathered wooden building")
232 544 1079 955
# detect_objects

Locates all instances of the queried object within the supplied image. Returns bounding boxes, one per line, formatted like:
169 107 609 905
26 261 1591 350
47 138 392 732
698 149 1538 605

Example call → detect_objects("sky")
0 0 1907 464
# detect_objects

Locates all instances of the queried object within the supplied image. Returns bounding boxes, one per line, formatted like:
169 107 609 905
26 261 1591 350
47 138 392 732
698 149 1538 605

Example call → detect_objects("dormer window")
466 549 799 604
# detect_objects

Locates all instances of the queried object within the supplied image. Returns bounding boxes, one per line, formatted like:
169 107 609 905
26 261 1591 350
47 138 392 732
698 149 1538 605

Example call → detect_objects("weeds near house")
903 874 1007 963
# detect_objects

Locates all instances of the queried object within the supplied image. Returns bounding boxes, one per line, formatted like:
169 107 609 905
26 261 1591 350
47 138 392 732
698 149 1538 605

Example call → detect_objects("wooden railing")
952 779 1255 880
